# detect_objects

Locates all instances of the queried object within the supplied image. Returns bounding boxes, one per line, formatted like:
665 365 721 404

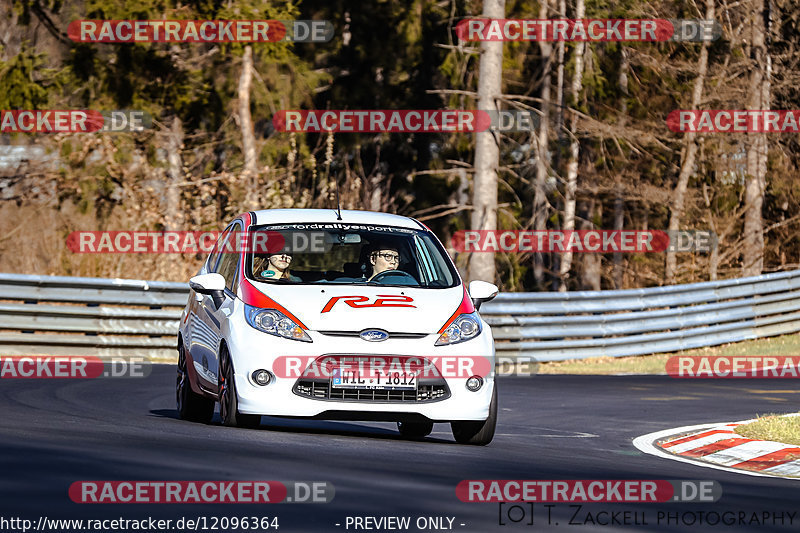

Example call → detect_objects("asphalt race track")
2 369 800 532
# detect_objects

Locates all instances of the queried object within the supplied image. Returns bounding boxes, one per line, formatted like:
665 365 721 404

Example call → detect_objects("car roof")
247 209 425 230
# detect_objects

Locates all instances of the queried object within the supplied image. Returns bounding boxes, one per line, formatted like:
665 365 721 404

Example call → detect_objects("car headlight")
245 304 312 342
435 312 482 346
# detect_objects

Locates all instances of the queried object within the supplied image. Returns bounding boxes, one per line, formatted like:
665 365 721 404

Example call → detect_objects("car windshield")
244 223 459 288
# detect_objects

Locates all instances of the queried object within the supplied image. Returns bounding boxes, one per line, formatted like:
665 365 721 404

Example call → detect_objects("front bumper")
227 326 495 421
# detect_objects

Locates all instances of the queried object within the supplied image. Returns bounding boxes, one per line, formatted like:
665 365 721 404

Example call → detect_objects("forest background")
1 0 798 292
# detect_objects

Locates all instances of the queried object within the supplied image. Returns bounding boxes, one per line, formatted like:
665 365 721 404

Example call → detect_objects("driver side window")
216 223 241 292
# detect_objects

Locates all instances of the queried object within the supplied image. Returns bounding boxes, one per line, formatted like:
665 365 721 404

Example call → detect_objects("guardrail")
0 273 186 360
1 270 799 362
483 270 800 361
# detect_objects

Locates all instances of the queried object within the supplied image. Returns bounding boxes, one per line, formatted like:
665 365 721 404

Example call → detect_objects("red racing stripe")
660 429 736 448
729 448 800 471
678 438 755 458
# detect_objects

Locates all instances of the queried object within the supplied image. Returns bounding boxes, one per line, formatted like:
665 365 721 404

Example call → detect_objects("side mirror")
469 280 499 311
189 273 226 308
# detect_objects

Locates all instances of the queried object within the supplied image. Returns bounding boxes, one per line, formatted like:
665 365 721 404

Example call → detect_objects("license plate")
331 367 417 390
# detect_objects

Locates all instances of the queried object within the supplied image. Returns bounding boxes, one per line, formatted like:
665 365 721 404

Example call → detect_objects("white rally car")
177 209 499 444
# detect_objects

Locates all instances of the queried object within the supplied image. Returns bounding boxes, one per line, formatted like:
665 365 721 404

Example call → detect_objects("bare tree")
238 45 257 178
555 0 566 136
742 0 771 276
665 0 715 283
532 0 554 288
580 197 601 289
611 45 630 288
558 0 586 291
469 0 505 283
164 116 184 231
612 188 624 287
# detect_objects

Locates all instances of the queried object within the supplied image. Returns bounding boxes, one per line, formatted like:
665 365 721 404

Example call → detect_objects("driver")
368 245 401 281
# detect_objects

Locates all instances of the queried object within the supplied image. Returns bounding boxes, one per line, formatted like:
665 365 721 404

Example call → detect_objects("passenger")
259 253 301 282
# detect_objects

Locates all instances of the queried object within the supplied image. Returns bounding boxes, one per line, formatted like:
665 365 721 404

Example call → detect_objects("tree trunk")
164 116 184 231
742 0 771 276
555 0 566 137
665 0 714 284
469 0 505 283
612 44 629 289
557 0 585 291
580 197 601 290
702 183 719 280
618 47 629 127
238 45 257 178
532 0 553 288
370 174 383 211
612 187 624 288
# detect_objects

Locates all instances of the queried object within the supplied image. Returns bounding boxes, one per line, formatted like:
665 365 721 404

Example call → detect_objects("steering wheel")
370 270 419 286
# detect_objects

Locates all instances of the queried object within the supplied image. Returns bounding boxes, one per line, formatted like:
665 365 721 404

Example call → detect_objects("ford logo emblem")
359 329 389 342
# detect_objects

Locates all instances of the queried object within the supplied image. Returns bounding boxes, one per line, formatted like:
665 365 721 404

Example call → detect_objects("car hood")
244 281 464 334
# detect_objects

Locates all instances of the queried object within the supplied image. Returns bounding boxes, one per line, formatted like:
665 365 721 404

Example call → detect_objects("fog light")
466 375 483 391
252 369 273 386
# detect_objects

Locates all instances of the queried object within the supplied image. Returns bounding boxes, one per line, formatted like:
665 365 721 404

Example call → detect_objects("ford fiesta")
176 209 500 445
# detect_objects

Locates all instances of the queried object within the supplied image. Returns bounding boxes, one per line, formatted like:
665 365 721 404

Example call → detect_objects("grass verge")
735 414 800 446
537 333 800 375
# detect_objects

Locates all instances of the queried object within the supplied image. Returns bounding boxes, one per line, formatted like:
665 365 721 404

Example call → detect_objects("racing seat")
343 262 366 279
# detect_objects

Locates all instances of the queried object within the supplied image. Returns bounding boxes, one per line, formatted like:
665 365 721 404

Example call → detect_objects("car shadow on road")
149 408 454 444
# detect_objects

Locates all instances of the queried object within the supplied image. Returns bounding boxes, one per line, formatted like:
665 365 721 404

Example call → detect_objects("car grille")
293 380 450 403
318 331 428 339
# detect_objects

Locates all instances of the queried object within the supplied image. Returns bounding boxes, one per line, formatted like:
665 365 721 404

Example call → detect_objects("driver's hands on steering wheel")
369 269 419 286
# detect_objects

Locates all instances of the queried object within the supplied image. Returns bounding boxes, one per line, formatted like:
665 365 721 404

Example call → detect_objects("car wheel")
218 346 261 429
397 420 434 439
176 343 214 423
451 381 497 446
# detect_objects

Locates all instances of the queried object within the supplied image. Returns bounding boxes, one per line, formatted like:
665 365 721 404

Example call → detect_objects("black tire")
451 381 497 445
397 420 434 439
218 346 261 429
176 343 214 423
